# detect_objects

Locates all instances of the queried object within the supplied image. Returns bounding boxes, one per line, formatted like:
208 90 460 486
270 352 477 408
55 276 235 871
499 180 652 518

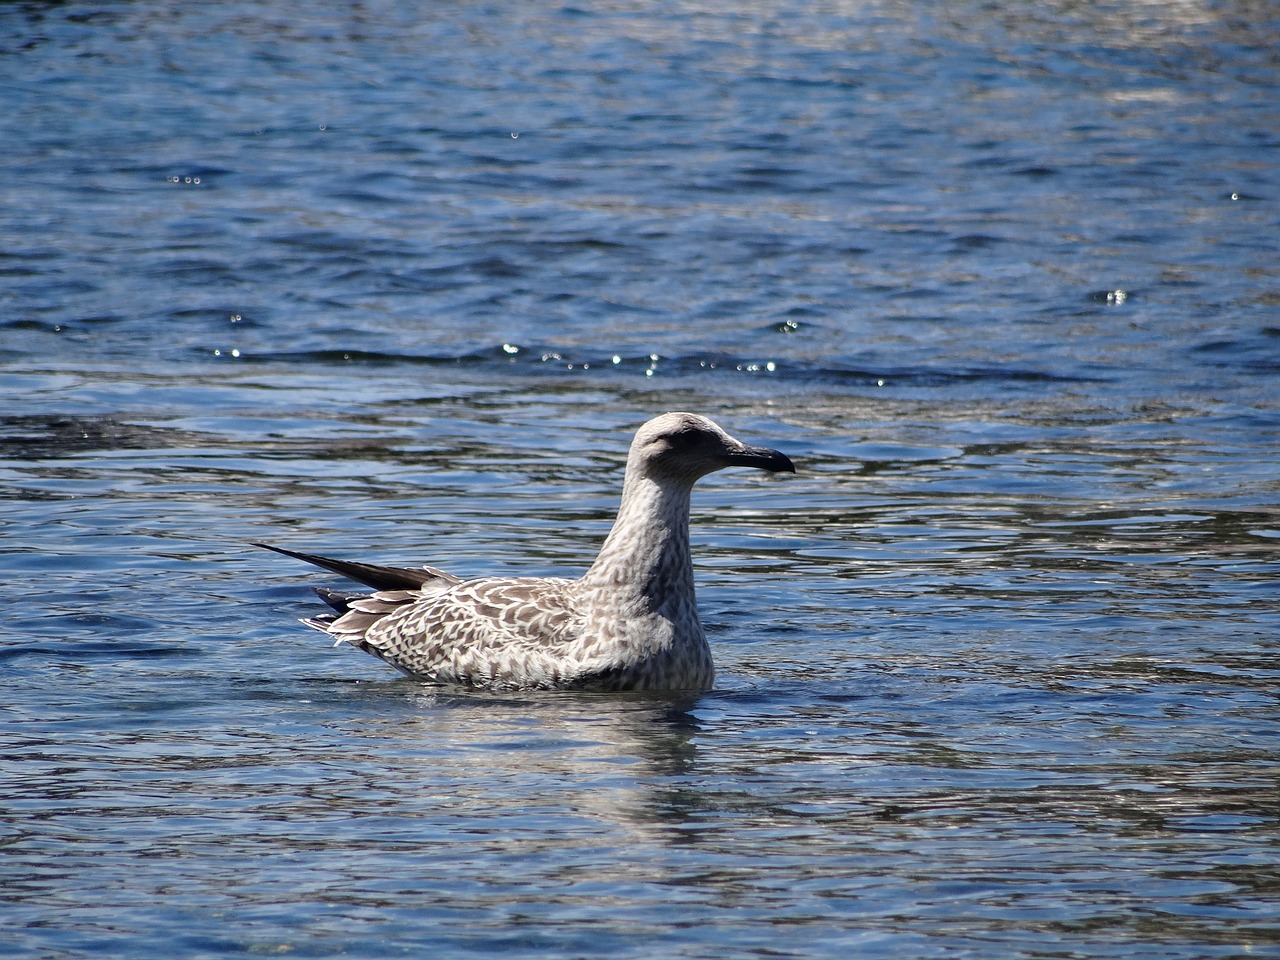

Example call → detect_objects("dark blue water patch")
745 359 1103 389
243 347 497 368
0 415 205 458
1189 331 1280 375
949 234 1009 252
1011 165 1058 179
0 639 189 663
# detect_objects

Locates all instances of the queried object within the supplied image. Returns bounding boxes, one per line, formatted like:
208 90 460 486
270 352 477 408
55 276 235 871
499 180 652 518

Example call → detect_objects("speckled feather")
260 412 794 692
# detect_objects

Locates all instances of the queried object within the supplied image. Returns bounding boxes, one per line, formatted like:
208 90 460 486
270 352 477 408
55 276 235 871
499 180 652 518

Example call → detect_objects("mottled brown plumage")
259 412 794 691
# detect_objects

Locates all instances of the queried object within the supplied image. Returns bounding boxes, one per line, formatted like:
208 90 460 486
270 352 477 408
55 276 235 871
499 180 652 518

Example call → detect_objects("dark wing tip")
253 541 448 592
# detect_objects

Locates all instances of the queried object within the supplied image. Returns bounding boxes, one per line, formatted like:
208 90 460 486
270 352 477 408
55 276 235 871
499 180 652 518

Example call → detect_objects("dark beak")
723 443 795 473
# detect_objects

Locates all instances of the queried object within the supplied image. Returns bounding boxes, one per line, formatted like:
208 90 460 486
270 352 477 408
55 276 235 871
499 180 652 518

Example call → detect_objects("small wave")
237 343 1097 386
0 640 187 662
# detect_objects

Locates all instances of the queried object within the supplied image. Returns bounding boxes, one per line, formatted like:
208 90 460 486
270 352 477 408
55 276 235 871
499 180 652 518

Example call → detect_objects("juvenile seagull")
258 412 794 692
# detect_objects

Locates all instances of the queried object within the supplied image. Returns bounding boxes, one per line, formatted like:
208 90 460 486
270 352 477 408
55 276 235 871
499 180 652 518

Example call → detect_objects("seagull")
257 412 794 692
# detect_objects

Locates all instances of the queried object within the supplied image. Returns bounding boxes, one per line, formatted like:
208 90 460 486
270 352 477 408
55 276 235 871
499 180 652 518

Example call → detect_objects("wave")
242 343 1102 386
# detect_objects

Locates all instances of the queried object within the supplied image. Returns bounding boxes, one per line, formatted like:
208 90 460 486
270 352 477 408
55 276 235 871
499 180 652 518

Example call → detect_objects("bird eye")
664 427 702 451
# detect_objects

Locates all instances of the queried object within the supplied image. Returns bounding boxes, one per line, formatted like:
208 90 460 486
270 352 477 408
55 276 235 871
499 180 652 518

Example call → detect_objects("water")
2 1 1278 957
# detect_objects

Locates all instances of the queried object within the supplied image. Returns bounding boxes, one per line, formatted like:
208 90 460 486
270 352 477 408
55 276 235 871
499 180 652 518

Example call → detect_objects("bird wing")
357 577 587 688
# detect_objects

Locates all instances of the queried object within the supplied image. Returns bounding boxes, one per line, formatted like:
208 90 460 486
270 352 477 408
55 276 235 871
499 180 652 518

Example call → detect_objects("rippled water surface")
2 1 1278 957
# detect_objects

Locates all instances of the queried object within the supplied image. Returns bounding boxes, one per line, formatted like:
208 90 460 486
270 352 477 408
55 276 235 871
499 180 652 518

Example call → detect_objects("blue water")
2 1 1278 957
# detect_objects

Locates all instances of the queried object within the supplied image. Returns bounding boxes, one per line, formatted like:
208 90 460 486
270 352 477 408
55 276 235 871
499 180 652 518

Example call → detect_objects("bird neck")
583 472 695 601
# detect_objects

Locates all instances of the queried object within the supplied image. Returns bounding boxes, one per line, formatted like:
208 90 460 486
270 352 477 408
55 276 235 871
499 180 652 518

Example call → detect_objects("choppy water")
2 1 1278 957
